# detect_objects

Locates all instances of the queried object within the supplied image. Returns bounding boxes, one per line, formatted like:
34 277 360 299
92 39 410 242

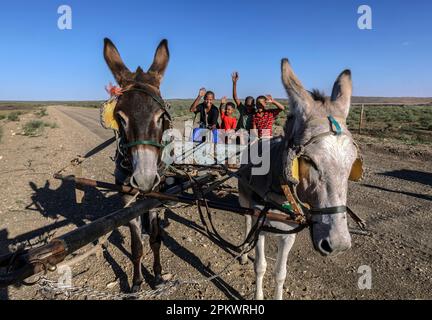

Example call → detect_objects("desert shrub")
0 114 5 120
0 126 3 143
34 107 48 118
23 120 45 136
46 122 59 129
23 120 59 136
7 111 21 121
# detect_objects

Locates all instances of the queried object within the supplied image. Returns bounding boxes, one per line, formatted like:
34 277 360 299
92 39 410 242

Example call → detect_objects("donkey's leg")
254 233 267 300
128 216 144 292
273 234 296 300
149 209 164 287
240 215 252 264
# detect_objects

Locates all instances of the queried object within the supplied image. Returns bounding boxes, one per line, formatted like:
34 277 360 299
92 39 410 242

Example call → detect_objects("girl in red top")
219 97 237 130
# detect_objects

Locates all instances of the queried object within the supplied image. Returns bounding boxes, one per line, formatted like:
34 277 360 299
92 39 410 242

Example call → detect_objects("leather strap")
123 140 166 149
309 206 347 215
280 183 303 216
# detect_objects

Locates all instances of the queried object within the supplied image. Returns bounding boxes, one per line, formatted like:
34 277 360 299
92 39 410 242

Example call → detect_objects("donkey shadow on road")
1 179 247 298
0 179 138 295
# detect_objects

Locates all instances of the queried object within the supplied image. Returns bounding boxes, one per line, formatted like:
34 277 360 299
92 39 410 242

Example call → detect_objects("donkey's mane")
282 89 327 141
309 89 326 103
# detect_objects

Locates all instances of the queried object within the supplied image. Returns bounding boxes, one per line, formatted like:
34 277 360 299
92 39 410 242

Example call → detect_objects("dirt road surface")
0 106 430 300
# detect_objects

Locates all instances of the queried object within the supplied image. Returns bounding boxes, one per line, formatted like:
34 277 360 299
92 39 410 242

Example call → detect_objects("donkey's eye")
302 157 319 172
119 117 127 128
157 115 164 125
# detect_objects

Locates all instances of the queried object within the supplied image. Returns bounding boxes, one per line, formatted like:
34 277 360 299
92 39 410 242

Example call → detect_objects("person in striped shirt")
252 95 285 138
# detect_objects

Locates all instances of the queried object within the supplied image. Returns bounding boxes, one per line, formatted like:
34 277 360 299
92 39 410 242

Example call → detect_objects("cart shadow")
378 169 432 187
5 179 127 250
0 179 143 294
20 178 169 294
164 208 241 259
2 179 247 298
162 230 244 300
26 179 124 225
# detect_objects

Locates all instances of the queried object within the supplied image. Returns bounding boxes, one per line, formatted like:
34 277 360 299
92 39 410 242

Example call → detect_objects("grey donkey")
238 58 358 299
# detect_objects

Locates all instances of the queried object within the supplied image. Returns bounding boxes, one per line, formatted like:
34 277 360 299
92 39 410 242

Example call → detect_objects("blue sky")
0 0 431 100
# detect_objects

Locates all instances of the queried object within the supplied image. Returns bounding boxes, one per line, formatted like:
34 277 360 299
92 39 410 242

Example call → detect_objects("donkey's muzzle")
316 237 351 256
311 214 352 256
130 171 157 193
130 149 159 193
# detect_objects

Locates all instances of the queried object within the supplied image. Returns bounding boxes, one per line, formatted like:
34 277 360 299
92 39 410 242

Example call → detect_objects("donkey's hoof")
154 273 172 289
239 255 249 265
131 282 143 293
154 276 165 289
155 275 166 289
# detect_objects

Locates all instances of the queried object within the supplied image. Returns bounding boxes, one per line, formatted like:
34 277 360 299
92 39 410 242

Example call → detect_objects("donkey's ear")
103 38 131 86
331 69 352 118
281 58 313 117
148 39 169 85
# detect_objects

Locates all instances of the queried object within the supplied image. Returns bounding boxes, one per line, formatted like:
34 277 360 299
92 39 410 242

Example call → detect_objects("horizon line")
1 95 432 102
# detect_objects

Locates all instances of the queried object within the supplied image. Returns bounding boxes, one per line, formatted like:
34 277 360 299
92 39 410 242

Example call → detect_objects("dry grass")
7 111 22 121
22 120 58 136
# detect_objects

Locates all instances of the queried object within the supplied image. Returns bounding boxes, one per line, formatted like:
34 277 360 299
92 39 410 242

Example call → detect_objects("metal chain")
35 228 254 300
36 276 181 300
35 243 249 300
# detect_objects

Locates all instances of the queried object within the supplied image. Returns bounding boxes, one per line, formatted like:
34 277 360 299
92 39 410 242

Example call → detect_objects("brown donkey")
103 38 170 292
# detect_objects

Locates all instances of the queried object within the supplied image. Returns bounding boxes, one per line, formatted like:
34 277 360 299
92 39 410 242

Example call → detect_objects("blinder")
100 97 120 131
289 117 364 184
290 147 364 183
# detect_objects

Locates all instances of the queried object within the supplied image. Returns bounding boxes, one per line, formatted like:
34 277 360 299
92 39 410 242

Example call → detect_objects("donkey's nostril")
130 175 139 189
130 172 155 193
319 239 333 255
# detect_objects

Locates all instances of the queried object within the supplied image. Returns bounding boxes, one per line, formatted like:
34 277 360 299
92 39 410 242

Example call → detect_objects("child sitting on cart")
219 96 237 130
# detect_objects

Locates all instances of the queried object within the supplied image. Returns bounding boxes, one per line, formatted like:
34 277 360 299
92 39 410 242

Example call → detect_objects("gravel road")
0 106 430 300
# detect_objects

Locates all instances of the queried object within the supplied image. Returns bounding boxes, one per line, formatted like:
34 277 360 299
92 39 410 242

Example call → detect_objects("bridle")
277 115 357 227
303 116 351 216
114 84 172 172
117 85 171 150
